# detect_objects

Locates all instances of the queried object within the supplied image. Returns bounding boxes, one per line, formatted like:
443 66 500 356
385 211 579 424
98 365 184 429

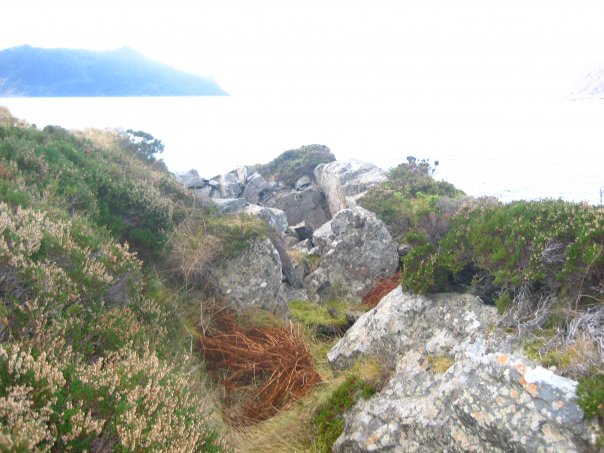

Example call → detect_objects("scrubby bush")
252 144 335 187
577 373 604 420
359 156 463 240
0 124 188 261
440 199 604 301
0 115 226 451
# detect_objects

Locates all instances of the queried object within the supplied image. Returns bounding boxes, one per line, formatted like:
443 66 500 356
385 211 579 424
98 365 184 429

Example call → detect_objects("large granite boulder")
328 287 495 371
240 204 288 236
264 187 330 229
208 238 287 318
304 206 398 301
242 172 271 204
314 160 387 216
220 172 243 198
173 169 206 188
329 287 598 452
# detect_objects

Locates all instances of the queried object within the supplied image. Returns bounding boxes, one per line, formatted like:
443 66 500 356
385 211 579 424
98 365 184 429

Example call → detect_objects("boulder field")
175 155 600 452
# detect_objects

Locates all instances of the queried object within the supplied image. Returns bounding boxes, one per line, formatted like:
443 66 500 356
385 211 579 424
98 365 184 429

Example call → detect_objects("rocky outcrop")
264 187 330 229
240 205 288 236
328 287 495 371
242 172 271 204
329 287 598 452
304 206 398 301
219 172 243 198
315 160 387 216
208 238 287 318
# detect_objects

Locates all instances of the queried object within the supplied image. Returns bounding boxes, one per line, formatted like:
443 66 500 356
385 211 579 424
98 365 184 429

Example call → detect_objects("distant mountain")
568 67 604 100
0 45 228 97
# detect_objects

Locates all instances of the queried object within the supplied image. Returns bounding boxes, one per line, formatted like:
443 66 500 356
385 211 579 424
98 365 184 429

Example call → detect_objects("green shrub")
577 373 604 420
440 199 604 300
359 156 463 240
313 376 377 452
400 232 448 294
253 144 335 187
495 292 513 315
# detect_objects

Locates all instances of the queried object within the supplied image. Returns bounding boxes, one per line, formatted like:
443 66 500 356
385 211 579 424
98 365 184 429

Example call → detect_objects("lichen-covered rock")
211 197 247 213
328 287 495 371
264 187 330 228
314 160 387 216
305 206 398 301
329 287 598 452
242 172 271 204
334 346 595 453
208 238 287 317
241 204 288 235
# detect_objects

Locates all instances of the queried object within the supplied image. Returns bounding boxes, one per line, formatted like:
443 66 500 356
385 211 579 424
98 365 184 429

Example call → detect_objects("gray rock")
236 166 249 185
278 282 309 304
242 172 271 204
290 239 312 253
264 187 330 228
174 169 206 188
211 198 247 213
303 268 331 300
241 204 288 235
315 160 387 216
292 221 313 241
334 347 595 453
295 175 312 191
208 238 287 318
329 287 598 452
328 287 497 371
306 206 398 301
220 172 243 198
310 221 335 254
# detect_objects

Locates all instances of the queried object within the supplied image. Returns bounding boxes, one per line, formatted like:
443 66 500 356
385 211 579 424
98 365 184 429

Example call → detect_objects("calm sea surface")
1 95 603 205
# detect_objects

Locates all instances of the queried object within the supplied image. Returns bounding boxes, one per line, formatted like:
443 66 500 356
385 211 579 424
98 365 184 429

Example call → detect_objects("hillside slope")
0 45 228 97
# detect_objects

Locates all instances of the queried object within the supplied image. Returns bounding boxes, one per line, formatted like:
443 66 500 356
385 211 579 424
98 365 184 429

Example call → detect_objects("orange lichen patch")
199 310 321 425
514 363 527 376
524 383 539 397
362 272 401 308
553 400 565 410
520 376 527 385
496 396 505 405
510 389 520 399
497 354 510 366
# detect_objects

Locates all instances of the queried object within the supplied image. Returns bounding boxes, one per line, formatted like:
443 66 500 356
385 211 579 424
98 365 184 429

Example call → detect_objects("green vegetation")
252 144 335 187
359 156 463 240
289 300 351 335
0 108 225 451
363 155 604 389
577 373 604 420
426 354 454 374
312 376 377 452
168 211 272 285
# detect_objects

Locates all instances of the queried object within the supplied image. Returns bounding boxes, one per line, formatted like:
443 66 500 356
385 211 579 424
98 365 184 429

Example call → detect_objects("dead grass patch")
362 272 401 308
200 310 321 425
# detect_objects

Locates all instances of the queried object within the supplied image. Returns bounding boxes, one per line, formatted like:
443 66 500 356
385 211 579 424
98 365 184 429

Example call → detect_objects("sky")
3 0 604 103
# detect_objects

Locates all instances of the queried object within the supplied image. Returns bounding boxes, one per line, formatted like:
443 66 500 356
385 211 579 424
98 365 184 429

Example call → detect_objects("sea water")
1 95 603 205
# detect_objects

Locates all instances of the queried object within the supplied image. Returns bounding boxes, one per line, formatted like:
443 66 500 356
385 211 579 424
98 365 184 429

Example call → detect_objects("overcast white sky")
3 0 604 102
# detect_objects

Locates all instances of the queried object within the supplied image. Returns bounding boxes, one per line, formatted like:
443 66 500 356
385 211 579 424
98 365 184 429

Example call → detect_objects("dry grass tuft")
362 272 401 308
200 311 321 425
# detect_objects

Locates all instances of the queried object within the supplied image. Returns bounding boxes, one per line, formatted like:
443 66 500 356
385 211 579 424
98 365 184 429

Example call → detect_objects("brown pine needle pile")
362 272 401 308
200 311 321 424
